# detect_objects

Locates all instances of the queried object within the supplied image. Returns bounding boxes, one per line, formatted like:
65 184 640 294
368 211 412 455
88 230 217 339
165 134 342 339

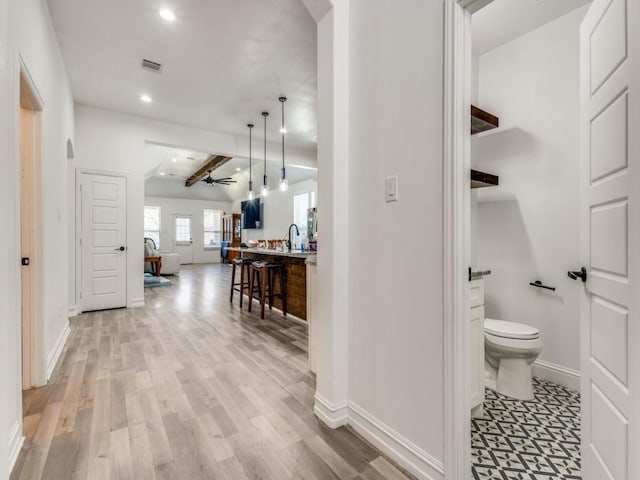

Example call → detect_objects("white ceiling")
144 142 317 201
472 0 592 55
46 0 318 148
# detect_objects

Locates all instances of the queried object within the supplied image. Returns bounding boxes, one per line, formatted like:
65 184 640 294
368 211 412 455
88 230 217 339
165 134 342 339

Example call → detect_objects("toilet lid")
485 318 539 340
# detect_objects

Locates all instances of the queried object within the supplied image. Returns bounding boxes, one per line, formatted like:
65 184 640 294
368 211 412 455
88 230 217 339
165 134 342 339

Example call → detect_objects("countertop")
228 246 317 259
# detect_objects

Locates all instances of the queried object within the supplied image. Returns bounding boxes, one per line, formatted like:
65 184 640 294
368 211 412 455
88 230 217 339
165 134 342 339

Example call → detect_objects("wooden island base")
242 252 308 320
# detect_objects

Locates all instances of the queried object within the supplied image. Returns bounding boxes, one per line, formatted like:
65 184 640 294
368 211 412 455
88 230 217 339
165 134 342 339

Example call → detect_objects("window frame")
144 205 161 249
203 208 222 249
293 191 316 240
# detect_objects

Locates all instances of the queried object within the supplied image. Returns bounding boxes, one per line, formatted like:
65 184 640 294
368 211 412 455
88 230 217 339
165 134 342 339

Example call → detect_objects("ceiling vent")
141 58 163 73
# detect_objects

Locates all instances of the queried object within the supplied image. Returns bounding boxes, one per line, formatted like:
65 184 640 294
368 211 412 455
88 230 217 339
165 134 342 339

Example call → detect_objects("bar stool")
248 261 286 319
229 257 258 307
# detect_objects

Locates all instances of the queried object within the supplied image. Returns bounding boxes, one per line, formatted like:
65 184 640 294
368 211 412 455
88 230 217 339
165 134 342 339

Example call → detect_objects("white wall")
313 1 446 478
74 105 317 308
0 1 12 473
0 0 75 474
230 178 317 243
347 0 445 470
144 196 232 264
473 6 588 375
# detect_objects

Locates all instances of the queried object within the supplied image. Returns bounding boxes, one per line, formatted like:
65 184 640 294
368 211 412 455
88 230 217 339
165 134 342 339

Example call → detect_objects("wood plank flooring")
12 264 413 480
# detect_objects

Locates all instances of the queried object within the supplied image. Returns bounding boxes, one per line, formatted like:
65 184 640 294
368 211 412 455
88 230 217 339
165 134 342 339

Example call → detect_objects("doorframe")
442 1 603 478
17 56 45 389
75 168 129 312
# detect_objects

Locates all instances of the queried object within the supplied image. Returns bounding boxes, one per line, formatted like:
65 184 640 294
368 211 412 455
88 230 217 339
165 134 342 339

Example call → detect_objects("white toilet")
484 318 542 401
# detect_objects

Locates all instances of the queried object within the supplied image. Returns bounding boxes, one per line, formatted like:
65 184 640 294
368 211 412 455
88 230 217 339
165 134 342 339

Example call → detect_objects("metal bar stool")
229 257 258 308
248 261 286 319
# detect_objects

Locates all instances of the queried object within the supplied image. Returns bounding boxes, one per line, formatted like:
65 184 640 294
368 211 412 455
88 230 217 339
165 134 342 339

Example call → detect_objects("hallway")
11 264 411 480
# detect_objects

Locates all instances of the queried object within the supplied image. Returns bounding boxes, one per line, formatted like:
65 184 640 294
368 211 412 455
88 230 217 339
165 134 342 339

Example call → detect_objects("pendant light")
247 123 255 200
278 96 288 192
261 111 269 196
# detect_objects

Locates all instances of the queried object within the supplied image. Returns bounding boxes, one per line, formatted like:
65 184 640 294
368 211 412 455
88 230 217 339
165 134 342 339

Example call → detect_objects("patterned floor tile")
471 378 581 480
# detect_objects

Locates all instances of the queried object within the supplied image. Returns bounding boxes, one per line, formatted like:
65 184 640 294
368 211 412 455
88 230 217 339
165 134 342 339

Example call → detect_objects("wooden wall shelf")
471 105 499 135
471 169 499 188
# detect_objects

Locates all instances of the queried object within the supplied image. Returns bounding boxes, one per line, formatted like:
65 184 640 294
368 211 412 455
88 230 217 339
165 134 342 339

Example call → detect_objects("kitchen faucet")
287 224 300 252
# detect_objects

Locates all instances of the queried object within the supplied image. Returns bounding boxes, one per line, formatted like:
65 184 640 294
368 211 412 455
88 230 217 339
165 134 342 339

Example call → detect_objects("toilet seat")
485 318 539 340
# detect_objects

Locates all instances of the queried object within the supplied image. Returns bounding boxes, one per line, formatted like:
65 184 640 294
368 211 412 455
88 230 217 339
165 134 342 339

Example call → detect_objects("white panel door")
174 215 193 264
580 0 639 478
80 173 126 311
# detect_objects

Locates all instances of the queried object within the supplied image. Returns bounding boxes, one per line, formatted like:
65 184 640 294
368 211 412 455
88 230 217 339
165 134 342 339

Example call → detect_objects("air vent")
141 58 163 73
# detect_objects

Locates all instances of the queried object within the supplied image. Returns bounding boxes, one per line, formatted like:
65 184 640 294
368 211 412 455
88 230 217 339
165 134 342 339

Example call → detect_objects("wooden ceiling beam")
185 155 232 187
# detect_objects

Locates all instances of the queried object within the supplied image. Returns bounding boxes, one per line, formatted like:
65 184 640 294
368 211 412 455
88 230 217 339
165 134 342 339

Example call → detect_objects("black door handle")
115 246 126 251
568 267 587 283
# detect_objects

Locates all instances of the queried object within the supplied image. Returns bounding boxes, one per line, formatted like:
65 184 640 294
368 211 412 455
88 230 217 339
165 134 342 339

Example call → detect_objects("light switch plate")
385 175 398 202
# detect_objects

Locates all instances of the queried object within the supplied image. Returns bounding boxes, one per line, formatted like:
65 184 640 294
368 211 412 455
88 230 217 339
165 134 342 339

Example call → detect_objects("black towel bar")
529 280 556 292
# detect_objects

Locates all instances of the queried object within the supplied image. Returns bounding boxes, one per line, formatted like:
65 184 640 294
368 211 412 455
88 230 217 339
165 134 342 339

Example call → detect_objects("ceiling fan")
201 169 236 186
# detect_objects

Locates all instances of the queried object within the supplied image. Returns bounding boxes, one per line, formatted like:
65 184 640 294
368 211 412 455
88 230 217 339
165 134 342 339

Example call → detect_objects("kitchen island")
228 247 317 321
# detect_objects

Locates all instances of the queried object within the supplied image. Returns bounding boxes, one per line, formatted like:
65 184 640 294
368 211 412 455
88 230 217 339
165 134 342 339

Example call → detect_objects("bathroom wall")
473 6 589 385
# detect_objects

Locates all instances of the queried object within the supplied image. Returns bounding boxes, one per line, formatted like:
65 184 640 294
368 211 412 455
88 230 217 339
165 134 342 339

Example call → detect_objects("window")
293 192 312 239
144 206 161 248
203 209 222 248
175 216 192 244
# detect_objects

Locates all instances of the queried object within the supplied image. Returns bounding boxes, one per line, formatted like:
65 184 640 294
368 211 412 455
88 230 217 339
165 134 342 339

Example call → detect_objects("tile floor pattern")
471 378 581 480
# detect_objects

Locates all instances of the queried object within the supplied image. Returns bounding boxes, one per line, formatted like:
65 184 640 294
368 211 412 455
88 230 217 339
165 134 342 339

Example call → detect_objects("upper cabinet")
471 105 499 135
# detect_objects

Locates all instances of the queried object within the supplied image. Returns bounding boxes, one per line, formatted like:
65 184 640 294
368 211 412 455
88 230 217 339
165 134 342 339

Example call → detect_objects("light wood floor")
12 264 413 480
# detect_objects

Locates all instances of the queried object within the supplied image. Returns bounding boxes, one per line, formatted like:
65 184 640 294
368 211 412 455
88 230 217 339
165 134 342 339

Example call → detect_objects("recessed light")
159 9 175 21
172 158 177 163
280 127 287 134
160 172 165 176
236 167 241 171
140 94 152 103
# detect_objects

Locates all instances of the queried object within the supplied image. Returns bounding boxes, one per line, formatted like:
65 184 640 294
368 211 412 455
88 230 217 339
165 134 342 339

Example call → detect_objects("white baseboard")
67 305 79 317
8 421 24 476
348 402 444 480
313 393 349 428
532 359 580 391
127 297 145 309
46 321 70 382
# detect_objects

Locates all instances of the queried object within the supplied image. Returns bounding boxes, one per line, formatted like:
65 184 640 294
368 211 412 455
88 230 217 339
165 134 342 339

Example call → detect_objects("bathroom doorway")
444 0 640 478
467 4 586 475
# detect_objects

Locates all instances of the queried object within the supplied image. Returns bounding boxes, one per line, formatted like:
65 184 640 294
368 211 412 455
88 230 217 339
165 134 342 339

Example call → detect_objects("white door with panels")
80 173 127 311
174 215 193 264
579 0 639 478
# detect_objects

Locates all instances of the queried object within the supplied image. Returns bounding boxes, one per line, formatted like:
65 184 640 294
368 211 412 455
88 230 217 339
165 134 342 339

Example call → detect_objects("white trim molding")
127 297 145 309
349 402 445 480
443 0 474 478
532 360 580 392
8 421 24 476
67 305 79 318
46 321 70 382
313 393 348 428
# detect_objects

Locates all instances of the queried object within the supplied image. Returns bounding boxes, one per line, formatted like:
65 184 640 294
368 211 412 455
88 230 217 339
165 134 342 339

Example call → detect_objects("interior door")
174 215 193 264
580 0 639 478
80 173 127 311
20 107 34 389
